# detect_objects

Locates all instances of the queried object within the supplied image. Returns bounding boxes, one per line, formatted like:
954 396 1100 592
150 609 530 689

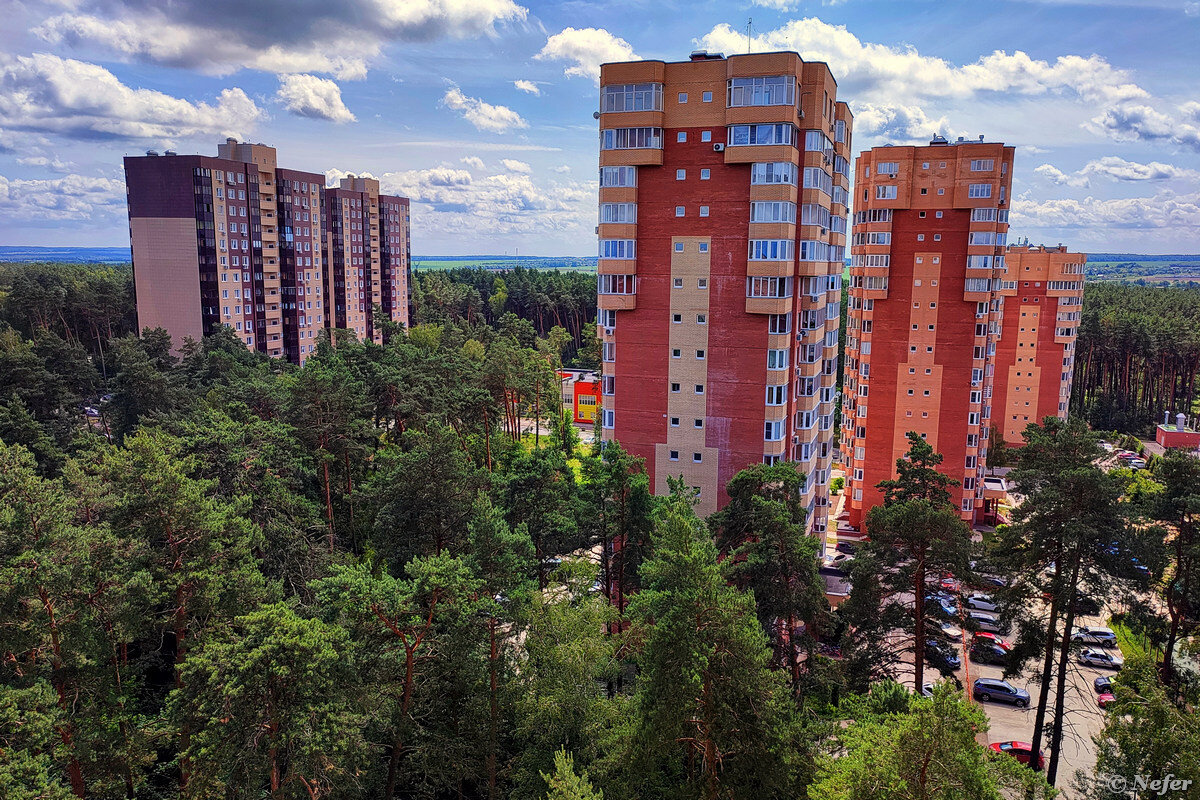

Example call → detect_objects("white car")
966 594 999 612
1079 648 1124 669
1072 626 1118 647
935 620 963 639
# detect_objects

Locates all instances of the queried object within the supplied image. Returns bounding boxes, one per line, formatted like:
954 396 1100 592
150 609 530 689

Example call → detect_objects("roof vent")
978 135 985 142
145 149 159 156
164 150 177 156
690 49 724 60
226 137 237 144
957 136 966 143
930 134 948 145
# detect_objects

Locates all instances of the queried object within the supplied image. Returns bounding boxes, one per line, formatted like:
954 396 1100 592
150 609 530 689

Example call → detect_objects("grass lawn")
1109 614 1162 660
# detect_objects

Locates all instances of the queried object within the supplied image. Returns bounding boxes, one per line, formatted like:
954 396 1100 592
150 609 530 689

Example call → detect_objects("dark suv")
973 678 1029 707
969 642 1009 667
924 638 961 670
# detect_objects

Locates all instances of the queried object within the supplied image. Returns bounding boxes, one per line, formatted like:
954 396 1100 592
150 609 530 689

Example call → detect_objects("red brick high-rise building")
124 139 410 364
597 50 851 533
992 243 1085 445
842 137 1015 528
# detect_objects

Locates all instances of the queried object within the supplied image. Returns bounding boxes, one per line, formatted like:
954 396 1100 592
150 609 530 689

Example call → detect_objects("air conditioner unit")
712 143 725 152
603 326 615 336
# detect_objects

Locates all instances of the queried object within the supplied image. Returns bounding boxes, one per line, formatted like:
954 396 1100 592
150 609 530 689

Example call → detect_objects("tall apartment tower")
842 137 1015 528
597 50 852 532
992 244 1085 445
125 140 410 364
323 176 412 344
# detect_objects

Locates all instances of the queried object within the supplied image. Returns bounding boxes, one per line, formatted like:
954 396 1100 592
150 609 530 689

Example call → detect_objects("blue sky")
1 0 1198 255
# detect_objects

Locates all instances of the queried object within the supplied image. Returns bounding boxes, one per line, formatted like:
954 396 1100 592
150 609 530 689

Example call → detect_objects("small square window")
701 131 712 142
697 314 707 324
671 382 681 392
936 211 943 218
922 162 930 169
698 243 709 253
693 452 703 462
677 132 687 142
676 206 685 217
698 278 708 288
669 450 679 461
700 169 711 180
672 314 682 323
933 234 941 241
700 206 710 217
696 349 705 359
672 348 681 358
938 188 945 195
675 242 685 252
695 384 704 394
920 187 928 195
919 211 927 218
676 169 686 180
678 92 688 103
673 277 683 288
917 234 925 241
693 419 703 428
670 417 680 427
702 91 713 102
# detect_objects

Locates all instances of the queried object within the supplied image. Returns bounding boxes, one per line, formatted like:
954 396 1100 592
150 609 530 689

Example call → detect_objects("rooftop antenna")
746 18 753 53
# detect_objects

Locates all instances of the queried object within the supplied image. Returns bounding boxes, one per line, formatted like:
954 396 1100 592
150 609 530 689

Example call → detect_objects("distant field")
1086 257 1200 283
412 256 597 273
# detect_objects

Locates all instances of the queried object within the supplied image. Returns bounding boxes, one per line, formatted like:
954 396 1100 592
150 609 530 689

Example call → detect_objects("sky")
1 0 1198 255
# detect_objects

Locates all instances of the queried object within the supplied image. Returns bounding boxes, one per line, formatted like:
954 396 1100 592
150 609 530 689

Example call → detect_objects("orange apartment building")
124 139 410 364
992 243 1085 444
842 136 1015 528
597 50 851 533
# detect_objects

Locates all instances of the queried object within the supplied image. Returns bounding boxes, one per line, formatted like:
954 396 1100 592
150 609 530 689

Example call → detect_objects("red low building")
573 376 601 425
1157 414 1200 450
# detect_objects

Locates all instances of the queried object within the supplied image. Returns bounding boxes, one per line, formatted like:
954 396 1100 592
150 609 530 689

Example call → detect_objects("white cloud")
536 27 637 83
1088 103 1200 152
513 79 540 95
1034 163 1090 187
500 158 531 173
851 103 952 141
0 173 125 221
1011 190 1200 236
34 0 528 78
276 74 355 123
552 164 571 173
16 155 76 172
0 53 263 145
460 156 486 170
441 86 527 133
1036 156 1199 187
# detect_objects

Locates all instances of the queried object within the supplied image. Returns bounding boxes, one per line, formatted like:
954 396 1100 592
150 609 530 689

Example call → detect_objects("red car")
973 632 1013 651
1097 693 1116 709
990 741 1046 769
940 574 962 593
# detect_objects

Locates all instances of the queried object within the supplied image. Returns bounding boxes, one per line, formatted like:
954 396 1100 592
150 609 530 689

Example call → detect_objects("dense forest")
0 261 1196 799
1072 282 1200 434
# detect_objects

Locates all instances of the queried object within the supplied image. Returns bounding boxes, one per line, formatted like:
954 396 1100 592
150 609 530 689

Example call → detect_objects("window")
674 242 684 252
602 409 614 429
673 277 683 289
968 183 993 198
669 450 679 461
767 349 789 370
678 92 688 103
876 161 899 174
677 131 687 142
601 127 663 149
676 169 686 180
876 185 898 200
695 384 705 394
670 417 680 427
699 206 709 217
675 206 685 217
599 239 635 259
768 313 791 334
597 274 636 294
765 420 785 441
672 348 681 358
728 123 796 147
697 314 706 324
766 385 786 405
804 130 833 152
671 382 681 393
970 158 994 171
601 83 663 112
696 349 705 359
672 314 682 323
702 91 713 102
599 203 637 223
599 166 637 187
699 243 709 253
803 167 833 194
750 201 797 223
751 162 798 185
694 419 703 428
700 168 711 180
701 130 712 142
728 75 795 107
748 240 794 261
698 278 708 288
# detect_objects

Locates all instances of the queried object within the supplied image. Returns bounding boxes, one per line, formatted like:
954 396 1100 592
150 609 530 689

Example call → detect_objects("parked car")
973 678 1030 707
1129 458 1147 470
966 593 999 612
989 741 1045 769
978 574 1007 589
1094 676 1114 693
1072 626 1118 647
934 620 964 639
970 642 1009 666
920 683 935 698
1130 557 1151 577
1080 648 1124 669
972 632 1013 651
967 610 1009 635
819 564 847 578
825 552 853 567
1097 693 1117 709
926 594 959 617
835 541 859 556
1072 592 1101 615
939 575 962 593
925 638 961 670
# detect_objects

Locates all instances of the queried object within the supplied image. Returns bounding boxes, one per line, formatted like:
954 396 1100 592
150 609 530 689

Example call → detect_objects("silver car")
1079 648 1124 669
966 594 998 612
1071 626 1118 647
